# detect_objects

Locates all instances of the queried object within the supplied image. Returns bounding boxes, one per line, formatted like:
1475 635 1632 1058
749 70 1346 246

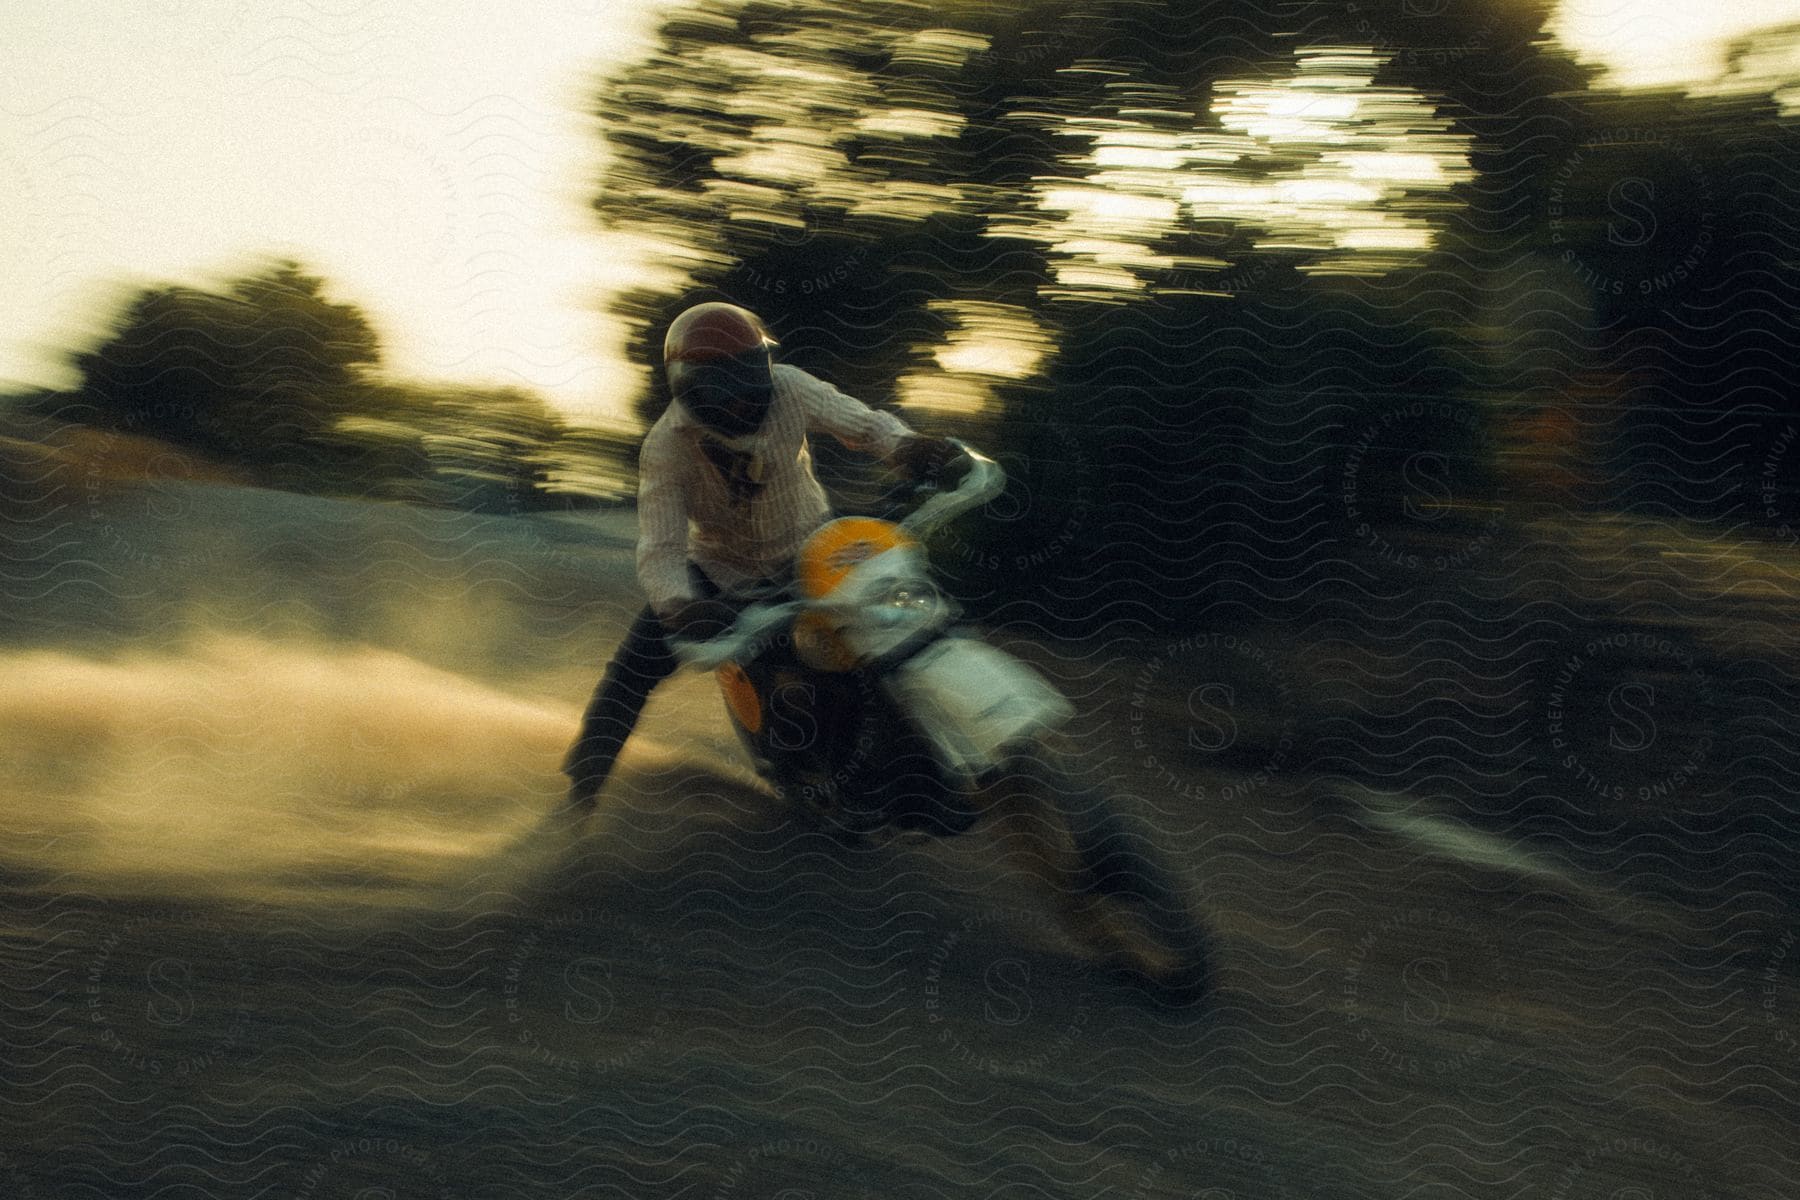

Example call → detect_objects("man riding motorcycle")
561 301 956 809
560 301 1211 999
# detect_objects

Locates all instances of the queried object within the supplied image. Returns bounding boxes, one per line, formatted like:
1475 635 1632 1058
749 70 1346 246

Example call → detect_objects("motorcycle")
672 441 1212 1001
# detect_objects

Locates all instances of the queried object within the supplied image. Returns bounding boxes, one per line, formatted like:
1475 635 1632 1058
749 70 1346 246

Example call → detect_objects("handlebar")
671 438 1006 669
900 439 1005 540
672 597 803 671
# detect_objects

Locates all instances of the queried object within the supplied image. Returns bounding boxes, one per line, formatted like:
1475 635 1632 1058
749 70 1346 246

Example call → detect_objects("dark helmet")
664 302 778 438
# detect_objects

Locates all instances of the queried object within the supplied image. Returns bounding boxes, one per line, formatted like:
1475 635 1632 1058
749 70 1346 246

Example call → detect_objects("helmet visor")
672 348 774 437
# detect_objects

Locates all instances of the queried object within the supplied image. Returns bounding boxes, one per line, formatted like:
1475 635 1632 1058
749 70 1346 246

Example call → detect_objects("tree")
46 262 626 513
597 2 1776 627
69 259 381 477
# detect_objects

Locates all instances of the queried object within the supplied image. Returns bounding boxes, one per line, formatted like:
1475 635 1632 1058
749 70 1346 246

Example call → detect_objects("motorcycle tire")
1009 748 1214 1005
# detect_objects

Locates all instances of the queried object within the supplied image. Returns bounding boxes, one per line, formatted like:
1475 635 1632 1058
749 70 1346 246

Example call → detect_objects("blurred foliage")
333 382 554 511
19 260 633 513
68 260 379 472
591 0 1800 628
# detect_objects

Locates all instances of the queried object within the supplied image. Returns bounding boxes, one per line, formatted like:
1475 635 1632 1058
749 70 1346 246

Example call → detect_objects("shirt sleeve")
634 428 694 614
787 366 914 459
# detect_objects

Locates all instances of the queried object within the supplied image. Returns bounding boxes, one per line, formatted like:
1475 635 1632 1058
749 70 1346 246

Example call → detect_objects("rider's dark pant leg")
562 566 719 801
561 605 677 799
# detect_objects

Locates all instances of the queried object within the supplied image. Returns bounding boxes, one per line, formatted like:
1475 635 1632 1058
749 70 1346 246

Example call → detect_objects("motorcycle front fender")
880 634 1075 776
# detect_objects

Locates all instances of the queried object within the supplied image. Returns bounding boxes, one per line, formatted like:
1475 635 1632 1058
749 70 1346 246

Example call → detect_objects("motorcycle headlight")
884 581 940 612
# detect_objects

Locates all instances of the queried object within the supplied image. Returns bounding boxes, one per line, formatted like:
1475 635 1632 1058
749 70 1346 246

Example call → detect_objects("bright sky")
0 0 670 425
2 1 1797 428
1549 0 1800 90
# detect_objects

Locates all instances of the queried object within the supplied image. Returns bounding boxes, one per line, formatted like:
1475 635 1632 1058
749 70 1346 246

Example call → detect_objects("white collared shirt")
635 363 914 612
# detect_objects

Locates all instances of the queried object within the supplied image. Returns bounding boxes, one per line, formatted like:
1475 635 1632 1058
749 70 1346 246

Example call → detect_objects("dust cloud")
0 630 576 902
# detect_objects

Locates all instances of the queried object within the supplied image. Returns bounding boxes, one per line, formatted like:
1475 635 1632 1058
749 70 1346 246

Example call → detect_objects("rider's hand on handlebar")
658 597 737 643
892 435 960 481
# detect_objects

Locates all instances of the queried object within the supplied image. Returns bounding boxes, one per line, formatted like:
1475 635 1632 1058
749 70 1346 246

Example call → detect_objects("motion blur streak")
0 633 569 901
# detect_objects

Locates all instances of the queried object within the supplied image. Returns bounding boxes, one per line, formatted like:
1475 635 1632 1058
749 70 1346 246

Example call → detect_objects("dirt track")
2 479 1795 1198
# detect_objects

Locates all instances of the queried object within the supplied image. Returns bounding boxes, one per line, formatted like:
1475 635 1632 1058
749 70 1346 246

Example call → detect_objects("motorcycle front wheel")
985 745 1214 1005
